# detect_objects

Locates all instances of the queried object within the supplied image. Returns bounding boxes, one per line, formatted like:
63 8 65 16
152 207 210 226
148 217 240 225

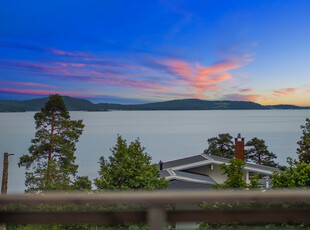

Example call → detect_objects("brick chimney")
235 133 245 161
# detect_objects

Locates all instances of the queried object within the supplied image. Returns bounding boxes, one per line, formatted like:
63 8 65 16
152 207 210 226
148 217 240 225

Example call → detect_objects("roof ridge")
201 153 212 160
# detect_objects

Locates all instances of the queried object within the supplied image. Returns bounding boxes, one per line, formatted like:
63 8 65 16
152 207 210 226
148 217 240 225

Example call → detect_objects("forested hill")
0 97 309 112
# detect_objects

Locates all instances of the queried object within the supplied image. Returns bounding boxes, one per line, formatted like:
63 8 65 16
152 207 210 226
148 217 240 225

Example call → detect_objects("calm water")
0 110 309 193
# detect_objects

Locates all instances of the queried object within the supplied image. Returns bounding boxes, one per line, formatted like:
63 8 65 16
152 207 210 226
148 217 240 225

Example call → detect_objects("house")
159 134 278 190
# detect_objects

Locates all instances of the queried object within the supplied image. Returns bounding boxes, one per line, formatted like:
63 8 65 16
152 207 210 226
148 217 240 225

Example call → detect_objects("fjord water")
1 110 309 193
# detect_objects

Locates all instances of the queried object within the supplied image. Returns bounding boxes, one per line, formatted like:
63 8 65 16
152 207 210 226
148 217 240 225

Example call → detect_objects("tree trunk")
46 109 55 186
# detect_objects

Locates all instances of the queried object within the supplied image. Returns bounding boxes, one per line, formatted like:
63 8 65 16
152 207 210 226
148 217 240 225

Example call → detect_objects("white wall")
185 164 227 184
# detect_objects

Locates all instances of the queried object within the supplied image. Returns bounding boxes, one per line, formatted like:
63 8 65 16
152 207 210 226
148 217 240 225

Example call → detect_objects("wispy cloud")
221 93 263 101
0 42 88 58
0 42 252 101
239 88 253 93
0 88 94 98
273 88 298 96
147 55 252 97
0 80 54 88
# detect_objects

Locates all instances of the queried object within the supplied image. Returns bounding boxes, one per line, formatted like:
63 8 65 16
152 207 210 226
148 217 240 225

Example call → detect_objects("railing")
1 190 310 229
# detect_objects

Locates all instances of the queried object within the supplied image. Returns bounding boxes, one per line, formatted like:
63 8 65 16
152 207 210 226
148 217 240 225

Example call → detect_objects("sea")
0 110 309 193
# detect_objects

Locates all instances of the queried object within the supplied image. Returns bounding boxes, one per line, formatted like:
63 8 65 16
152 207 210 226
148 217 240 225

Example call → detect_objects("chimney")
235 133 245 161
159 160 163 170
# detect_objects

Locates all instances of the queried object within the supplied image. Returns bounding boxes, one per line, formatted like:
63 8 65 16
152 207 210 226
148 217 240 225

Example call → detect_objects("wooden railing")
1 190 310 229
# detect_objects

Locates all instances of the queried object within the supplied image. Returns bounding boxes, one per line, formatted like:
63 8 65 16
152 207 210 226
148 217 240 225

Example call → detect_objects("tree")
19 94 85 191
272 162 310 188
213 158 259 189
203 133 235 158
95 135 169 190
297 118 310 163
245 137 278 167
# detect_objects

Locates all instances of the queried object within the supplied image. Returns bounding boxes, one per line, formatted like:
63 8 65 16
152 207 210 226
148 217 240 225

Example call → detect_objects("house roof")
161 154 278 175
160 169 217 185
162 155 206 169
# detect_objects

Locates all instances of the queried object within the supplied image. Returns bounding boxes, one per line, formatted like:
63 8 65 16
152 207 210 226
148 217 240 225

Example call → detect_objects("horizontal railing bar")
1 208 310 225
1 190 310 205
168 208 310 224
0 211 146 225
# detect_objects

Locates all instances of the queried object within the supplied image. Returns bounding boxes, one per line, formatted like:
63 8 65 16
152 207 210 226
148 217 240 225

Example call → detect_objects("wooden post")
0 153 9 230
1 153 9 195
147 207 166 230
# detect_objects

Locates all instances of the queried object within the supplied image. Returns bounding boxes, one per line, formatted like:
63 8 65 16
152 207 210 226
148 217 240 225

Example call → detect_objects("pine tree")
245 137 278 167
95 135 169 190
19 94 85 191
203 133 235 158
297 118 310 163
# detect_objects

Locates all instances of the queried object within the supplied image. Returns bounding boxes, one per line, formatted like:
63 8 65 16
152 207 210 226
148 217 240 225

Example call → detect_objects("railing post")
1 153 9 195
147 206 166 230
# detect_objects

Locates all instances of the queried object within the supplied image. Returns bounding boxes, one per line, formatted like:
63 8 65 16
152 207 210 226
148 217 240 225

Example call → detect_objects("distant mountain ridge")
0 96 309 112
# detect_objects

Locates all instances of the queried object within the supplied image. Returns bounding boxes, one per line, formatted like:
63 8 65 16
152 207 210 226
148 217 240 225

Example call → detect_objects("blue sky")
1 0 310 105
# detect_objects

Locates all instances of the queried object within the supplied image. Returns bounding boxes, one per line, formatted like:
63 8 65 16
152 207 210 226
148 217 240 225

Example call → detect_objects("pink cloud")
1 60 172 91
0 42 89 58
54 62 87 67
158 59 194 80
221 93 263 102
48 49 88 58
0 88 95 98
273 88 298 96
239 88 253 93
0 80 53 88
0 43 252 100
153 55 251 98
14 82 53 88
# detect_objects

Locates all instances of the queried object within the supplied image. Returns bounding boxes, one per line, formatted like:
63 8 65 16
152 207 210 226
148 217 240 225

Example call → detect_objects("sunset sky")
1 0 310 105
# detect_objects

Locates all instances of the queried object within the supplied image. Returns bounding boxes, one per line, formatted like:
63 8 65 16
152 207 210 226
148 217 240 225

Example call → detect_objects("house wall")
185 164 227 184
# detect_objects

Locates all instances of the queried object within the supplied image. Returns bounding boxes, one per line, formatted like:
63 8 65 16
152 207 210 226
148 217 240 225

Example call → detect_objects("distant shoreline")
1 96 309 112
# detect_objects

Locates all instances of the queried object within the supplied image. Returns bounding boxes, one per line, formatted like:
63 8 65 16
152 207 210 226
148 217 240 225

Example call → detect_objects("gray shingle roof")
205 154 278 172
160 169 216 185
204 154 230 163
162 155 205 169
159 170 170 177
162 153 278 173
173 170 217 184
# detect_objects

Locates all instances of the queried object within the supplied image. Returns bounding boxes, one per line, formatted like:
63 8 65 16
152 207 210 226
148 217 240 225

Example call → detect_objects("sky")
0 0 310 105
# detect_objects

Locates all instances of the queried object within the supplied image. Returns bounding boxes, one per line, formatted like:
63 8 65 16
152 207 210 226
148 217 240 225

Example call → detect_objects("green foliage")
18 94 85 191
272 162 310 188
297 118 310 163
213 159 259 189
214 158 247 189
95 135 169 190
203 133 235 158
245 137 278 167
73 176 92 191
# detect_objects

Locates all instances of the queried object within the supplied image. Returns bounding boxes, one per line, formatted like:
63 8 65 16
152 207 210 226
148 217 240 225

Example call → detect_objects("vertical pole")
0 153 9 230
245 171 250 184
147 206 166 230
266 176 270 188
1 153 9 195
